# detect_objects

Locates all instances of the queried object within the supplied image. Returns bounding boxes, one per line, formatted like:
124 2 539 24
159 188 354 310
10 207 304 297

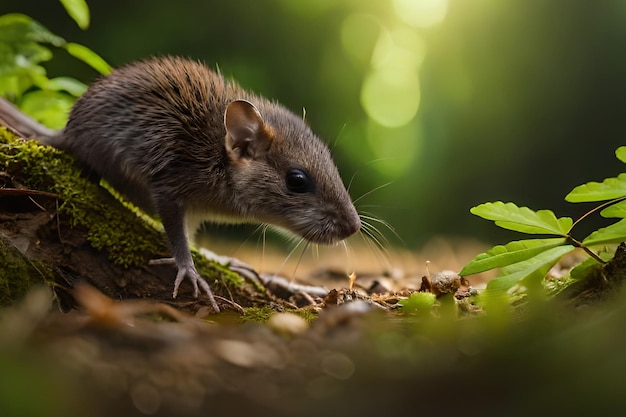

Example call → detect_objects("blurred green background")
3 0 626 247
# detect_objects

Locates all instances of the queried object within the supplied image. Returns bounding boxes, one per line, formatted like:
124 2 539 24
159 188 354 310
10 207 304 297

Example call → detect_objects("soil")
3 129 626 417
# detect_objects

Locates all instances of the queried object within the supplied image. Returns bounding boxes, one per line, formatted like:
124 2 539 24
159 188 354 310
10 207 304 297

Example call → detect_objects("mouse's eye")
286 168 313 193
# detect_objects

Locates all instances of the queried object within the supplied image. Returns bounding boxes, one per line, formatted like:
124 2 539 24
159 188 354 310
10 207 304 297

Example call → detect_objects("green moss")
241 306 275 323
192 251 245 289
0 128 163 267
0 128 254 298
240 306 318 323
292 307 318 322
0 238 53 306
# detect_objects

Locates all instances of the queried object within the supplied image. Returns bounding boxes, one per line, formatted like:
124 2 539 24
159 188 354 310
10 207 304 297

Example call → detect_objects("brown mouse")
0 56 361 312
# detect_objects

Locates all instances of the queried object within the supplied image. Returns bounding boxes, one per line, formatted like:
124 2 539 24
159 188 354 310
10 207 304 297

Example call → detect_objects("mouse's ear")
224 100 273 159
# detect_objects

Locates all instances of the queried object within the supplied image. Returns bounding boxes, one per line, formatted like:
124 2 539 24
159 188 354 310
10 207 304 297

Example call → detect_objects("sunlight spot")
370 27 426 71
393 0 448 28
361 68 420 128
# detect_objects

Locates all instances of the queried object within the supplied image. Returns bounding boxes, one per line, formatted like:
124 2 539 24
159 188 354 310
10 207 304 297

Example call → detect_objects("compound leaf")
484 245 575 295
582 218 626 247
460 238 568 276
470 202 572 235
600 199 626 218
616 146 626 164
565 173 626 203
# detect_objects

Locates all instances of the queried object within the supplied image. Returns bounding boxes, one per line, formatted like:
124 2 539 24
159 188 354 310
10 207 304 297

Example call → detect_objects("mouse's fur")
2 56 361 311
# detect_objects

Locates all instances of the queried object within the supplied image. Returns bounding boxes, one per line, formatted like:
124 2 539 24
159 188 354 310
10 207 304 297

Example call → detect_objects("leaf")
44 76 87 97
19 90 75 129
600 199 626 218
582 218 626 247
484 245 575 295
0 14 65 47
4 41 53 66
65 43 111 75
616 146 626 164
59 0 90 30
470 202 572 235
565 173 626 203
460 238 568 276
0 64 48 98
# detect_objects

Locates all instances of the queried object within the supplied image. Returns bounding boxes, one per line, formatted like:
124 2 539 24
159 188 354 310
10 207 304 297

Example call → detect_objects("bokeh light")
392 0 448 28
360 68 420 128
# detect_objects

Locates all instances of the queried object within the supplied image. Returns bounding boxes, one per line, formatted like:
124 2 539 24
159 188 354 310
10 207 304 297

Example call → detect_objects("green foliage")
461 146 626 298
398 292 436 316
59 0 90 30
0 2 109 129
470 202 573 235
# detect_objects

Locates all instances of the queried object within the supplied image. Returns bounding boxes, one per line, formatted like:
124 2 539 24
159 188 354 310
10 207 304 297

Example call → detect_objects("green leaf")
460 238 568 276
565 173 626 203
43 76 87 97
484 245 575 295
65 43 111 75
600 199 626 218
2 41 53 66
0 14 65 46
0 64 48 98
582 218 626 247
19 90 75 129
470 202 572 235
616 146 626 164
59 0 90 30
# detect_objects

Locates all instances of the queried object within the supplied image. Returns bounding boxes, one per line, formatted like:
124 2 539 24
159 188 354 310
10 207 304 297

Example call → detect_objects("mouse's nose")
338 208 361 240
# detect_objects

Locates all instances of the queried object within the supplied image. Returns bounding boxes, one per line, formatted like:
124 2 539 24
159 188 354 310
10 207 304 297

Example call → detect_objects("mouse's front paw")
173 265 220 313
149 257 220 312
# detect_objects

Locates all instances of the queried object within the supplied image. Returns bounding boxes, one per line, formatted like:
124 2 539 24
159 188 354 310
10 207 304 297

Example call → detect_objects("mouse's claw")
172 266 220 312
150 257 219 312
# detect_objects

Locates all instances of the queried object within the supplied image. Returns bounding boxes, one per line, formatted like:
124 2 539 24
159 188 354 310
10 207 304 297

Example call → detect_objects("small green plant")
460 146 626 296
0 0 110 129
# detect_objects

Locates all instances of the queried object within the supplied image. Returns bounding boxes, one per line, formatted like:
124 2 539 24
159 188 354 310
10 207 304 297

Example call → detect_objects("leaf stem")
567 236 606 264
569 196 626 232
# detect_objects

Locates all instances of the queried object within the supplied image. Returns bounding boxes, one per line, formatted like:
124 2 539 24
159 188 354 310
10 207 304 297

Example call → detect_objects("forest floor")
2 129 626 417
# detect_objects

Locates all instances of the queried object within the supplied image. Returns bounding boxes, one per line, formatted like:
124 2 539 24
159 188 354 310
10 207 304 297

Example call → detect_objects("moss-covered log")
0 127 267 312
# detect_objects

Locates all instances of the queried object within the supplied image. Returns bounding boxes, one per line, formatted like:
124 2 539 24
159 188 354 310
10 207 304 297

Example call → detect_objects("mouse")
0 56 361 313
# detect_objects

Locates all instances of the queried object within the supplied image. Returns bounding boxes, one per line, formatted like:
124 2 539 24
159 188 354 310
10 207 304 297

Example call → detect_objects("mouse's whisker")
254 224 269 272
352 182 393 205
358 225 393 272
312 242 320 260
331 123 347 150
345 157 391 194
359 211 404 245
341 239 355 277
359 213 398 263
273 236 306 279
289 240 311 282
360 220 389 254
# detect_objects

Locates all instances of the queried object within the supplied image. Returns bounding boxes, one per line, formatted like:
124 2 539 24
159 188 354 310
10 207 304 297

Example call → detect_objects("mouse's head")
223 99 360 244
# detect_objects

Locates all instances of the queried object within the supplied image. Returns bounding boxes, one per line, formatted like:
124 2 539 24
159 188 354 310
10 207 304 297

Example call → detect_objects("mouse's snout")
331 204 361 242
342 209 361 239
